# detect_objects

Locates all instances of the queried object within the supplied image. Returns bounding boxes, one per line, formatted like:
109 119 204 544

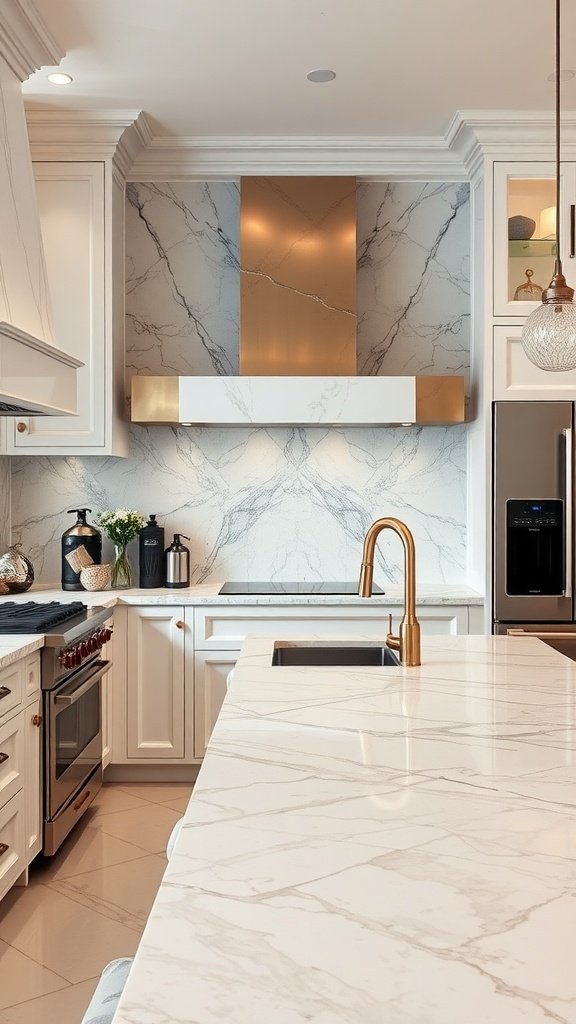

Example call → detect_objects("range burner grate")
0 601 87 634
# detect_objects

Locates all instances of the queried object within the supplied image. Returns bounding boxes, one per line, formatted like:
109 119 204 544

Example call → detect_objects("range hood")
0 33 81 417
131 176 465 427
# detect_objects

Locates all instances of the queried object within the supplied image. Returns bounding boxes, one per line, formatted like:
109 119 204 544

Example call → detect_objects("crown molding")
127 134 468 182
25 109 153 178
0 0 63 81
450 109 576 164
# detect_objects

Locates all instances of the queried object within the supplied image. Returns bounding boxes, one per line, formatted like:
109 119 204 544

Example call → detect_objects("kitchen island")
111 634 576 1023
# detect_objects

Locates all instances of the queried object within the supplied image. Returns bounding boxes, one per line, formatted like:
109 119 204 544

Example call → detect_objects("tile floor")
0 782 193 1024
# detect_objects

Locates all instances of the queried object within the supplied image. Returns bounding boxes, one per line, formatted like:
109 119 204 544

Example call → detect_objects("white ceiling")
22 0 576 138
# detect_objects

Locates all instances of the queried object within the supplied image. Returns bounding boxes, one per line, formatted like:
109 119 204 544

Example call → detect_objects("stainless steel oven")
45 656 109 851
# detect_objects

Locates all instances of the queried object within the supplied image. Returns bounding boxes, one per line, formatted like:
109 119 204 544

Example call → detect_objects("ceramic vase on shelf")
112 544 132 589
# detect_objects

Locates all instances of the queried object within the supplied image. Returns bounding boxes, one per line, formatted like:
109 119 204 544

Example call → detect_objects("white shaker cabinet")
125 607 188 760
5 160 128 456
193 651 237 759
493 325 576 400
24 694 42 862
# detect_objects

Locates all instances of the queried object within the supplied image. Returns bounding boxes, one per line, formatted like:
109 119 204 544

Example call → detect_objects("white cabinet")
493 161 576 318
24 695 42 862
0 652 41 900
5 160 128 456
101 621 114 770
493 325 576 400
194 651 237 759
126 607 188 760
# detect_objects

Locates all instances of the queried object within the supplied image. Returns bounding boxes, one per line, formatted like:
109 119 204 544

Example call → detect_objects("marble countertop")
113 634 576 1024
7 582 485 606
0 635 44 671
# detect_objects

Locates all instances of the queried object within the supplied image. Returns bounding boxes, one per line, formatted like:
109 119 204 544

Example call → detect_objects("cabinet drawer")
0 711 24 810
24 654 41 699
0 791 25 903
0 662 23 721
194 605 470 649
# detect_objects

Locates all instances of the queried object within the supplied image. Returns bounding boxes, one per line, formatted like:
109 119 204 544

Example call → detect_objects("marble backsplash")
11 180 470 586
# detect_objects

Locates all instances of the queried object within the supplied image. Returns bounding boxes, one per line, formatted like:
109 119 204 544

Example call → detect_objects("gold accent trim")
240 176 357 376
415 376 465 424
358 517 421 667
131 376 179 424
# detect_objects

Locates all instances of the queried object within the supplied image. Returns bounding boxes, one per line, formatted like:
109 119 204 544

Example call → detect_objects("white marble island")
113 635 576 1024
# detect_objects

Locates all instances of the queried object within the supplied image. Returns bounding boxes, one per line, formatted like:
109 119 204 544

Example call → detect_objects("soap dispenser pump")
164 534 190 589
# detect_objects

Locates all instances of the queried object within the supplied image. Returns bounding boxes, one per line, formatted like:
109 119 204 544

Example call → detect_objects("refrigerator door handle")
564 427 573 600
507 629 576 639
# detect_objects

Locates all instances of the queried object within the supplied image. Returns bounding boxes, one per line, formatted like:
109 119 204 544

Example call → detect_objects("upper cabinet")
5 159 128 455
493 161 576 318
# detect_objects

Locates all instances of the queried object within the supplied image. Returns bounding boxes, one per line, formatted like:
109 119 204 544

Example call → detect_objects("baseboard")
104 764 200 783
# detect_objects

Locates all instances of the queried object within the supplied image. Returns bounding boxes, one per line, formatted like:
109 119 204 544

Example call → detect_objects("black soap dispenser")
139 515 165 589
61 509 102 591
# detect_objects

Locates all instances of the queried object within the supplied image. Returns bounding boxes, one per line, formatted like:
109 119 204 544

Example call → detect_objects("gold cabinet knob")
175 620 185 630
32 714 42 727
16 422 27 433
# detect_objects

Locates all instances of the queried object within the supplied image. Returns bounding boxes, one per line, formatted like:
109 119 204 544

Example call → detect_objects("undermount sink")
272 643 401 667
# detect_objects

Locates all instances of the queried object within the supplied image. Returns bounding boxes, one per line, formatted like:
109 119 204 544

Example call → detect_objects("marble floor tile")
92 802 183 854
160 795 190 813
88 786 150 818
116 783 193 805
0 978 98 1024
29 819 149 884
48 854 167 932
0 886 140 984
0 940 68 1009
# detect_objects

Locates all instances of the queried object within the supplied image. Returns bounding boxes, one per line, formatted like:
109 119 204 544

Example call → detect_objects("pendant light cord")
555 0 562 271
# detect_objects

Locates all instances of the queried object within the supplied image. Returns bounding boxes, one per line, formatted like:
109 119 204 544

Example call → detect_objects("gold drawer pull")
16 422 27 433
31 714 42 728
0 843 8 860
0 752 8 766
0 687 11 702
175 620 185 630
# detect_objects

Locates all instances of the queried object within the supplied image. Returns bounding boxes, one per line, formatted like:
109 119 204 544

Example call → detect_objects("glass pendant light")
521 0 576 371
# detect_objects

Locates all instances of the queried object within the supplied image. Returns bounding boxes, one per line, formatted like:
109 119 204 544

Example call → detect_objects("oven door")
46 659 109 819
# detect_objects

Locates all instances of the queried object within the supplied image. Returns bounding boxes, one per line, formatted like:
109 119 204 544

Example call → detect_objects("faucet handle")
386 611 400 652
388 612 393 634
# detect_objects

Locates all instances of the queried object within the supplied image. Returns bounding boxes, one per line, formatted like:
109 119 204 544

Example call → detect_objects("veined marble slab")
0 635 43 670
114 635 576 1024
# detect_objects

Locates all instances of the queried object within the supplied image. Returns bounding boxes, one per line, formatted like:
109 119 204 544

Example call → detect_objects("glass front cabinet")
493 161 576 318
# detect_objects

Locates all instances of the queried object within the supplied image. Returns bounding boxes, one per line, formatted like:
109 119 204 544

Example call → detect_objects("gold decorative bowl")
80 564 112 592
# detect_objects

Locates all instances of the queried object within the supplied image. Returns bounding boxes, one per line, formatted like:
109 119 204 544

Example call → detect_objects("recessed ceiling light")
47 72 73 85
547 69 575 82
306 69 336 83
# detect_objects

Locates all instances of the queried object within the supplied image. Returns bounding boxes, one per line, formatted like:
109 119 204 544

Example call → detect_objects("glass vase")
112 543 132 589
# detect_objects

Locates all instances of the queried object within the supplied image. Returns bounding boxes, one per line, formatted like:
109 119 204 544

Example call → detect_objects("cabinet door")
493 325 576 400
9 162 105 451
0 792 25 903
25 698 42 863
194 651 237 759
127 607 186 759
100 622 114 769
493 161 576 318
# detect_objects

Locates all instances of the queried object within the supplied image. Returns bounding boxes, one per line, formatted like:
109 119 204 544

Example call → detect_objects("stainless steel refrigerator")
493 401 576 659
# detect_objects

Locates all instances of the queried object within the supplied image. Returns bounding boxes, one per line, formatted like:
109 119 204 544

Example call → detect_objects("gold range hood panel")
131 375 465 426
240 176 357 376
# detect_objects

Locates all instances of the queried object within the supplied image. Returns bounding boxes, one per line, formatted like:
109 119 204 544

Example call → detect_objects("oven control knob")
65 651 74 669
88 635 98 653
74 647 82 667
102 627 112 643
80 642 89 658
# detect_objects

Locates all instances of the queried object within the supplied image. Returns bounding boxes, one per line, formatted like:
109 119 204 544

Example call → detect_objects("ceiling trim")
127 134 467 181
25 109 152 178
0 0 63 82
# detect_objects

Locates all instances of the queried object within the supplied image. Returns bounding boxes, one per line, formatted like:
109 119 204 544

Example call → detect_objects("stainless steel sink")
272 644 400 667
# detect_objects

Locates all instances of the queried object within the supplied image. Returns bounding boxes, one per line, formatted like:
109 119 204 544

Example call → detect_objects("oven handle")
54 660 110 706
506 629 576 639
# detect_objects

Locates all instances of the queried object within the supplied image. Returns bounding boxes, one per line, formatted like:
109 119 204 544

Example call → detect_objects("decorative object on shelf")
539 205 556 239
508 215 536 241
164 534 191 589
96 509 146 590
514 269 543 301
521 0 576 371
0 543 34 593
80 563 112 591
61 509 102 592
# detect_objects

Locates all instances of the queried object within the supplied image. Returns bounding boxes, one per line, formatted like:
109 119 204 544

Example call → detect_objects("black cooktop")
0 601 87 634
219 581 384 595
